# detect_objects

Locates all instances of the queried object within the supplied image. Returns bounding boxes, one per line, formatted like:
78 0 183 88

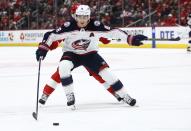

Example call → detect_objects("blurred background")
0 0 190 30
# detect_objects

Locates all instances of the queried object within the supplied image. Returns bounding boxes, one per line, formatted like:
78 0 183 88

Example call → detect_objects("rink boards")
0 26 190 48
0 42 188 48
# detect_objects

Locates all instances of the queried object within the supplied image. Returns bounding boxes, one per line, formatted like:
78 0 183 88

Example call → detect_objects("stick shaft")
111 37 180 41
34 57 42 120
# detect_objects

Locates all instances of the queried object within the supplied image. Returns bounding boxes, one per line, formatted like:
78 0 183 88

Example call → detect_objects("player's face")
76 15 90 28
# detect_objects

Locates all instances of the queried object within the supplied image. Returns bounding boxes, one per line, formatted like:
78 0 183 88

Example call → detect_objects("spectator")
0 0 190 30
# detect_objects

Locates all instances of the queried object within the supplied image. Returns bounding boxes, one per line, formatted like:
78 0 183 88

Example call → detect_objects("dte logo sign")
160 31 175 39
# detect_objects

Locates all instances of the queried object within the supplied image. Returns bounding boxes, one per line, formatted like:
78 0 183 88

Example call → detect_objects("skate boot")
114 93 123 102
123 94 136 106
66 93 76 110
187 46 191 52
39 93 49 105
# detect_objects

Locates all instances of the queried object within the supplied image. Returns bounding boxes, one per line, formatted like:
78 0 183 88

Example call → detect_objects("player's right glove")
36 43 49 61
127 35 148 46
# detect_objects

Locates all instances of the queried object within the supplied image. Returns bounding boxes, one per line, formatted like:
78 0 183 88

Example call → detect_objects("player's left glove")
127 35 148 46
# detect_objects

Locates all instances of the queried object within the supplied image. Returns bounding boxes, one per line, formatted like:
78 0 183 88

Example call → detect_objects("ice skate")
66 93 76 110
39 93 49 105
187 46 191 52
114 93 123 102
123 94 136 106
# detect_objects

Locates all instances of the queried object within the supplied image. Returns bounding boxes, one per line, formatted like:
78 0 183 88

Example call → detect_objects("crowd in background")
0 0 191 30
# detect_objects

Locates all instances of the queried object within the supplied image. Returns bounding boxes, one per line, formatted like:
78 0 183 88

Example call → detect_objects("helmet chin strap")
77 21 90 28
87 19 90 24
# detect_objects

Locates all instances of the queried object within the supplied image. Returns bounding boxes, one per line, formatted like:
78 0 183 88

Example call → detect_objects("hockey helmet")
75 5 91 16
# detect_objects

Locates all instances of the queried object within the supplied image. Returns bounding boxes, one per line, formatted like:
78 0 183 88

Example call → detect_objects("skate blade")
69 105 76 110
32 112 37 120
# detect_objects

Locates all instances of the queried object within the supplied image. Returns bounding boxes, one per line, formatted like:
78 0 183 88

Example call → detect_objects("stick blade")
32 112 38 120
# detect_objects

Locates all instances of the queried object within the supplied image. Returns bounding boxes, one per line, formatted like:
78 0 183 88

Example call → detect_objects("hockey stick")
111 37 180 42
147 37 181 41
32 57 42 120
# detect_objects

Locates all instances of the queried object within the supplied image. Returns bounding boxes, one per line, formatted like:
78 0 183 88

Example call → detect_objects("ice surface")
0 47 191 131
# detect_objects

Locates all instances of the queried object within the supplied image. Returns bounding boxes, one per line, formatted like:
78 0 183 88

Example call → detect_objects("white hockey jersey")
41 19 127 54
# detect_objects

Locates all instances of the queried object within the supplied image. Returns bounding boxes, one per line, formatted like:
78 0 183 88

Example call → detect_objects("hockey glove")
36 43 49 61
127 35 148 46
99 37 111 44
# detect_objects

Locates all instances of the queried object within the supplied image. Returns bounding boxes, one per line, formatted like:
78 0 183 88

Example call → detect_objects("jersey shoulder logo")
72 39 90 50
94 21 101 26
104 25 110 30
56 27 62 32
64 22 71 27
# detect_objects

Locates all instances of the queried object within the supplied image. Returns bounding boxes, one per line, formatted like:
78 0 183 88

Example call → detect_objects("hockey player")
36 5 148 108
187 13 191 52
38 3 123 105
38 39 123 105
